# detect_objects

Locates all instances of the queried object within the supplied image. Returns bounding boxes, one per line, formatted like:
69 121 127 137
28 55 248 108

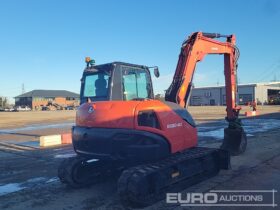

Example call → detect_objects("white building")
190 82 280 106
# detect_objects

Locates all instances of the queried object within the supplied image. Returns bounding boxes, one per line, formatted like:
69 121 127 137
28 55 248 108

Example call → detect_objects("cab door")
120 65 153 100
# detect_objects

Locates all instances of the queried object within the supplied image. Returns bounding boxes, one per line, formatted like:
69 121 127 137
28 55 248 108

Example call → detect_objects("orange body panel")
76 100 197 154
76 101 139 129
134 100 197 153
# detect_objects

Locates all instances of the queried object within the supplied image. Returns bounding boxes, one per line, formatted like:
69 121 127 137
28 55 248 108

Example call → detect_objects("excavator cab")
80 62 155 104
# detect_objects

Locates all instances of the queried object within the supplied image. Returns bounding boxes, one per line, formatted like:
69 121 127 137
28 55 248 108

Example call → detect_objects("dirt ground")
188 105 280 120
0 106 279 210
0 110 76 129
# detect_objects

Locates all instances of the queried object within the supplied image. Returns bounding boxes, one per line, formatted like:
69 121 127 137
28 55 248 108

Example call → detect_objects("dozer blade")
118 147 230 208
58 156 117 188
221 127 247 156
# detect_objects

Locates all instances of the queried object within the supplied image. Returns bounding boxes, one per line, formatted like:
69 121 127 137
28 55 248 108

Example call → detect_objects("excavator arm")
165 32 246 155
165 32 240 120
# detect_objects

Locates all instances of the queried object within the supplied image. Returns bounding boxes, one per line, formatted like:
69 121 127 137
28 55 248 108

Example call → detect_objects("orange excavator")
58 32 246 207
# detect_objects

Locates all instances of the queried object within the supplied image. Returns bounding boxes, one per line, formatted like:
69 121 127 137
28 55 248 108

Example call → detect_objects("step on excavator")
58 32 247 207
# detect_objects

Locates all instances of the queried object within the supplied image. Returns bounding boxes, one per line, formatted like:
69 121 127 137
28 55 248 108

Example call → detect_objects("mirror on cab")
154 66 160 78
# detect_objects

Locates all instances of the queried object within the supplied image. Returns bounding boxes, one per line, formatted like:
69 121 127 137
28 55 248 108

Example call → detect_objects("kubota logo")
88 106 94 113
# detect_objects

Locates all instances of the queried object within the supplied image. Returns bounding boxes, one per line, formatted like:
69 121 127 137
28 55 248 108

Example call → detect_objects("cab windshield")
83 72 110 101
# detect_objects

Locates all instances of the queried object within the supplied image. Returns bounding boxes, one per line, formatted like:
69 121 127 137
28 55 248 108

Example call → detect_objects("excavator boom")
165 32 240 120
165 32 246 155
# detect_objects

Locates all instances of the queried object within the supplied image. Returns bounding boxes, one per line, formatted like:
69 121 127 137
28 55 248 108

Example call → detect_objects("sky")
0 0 280 102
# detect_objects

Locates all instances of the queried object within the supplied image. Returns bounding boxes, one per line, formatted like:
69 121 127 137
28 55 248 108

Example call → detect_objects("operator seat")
95 74 107 96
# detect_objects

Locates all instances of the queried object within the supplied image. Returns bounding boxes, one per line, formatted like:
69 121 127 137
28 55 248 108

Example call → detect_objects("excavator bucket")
221 127 247 156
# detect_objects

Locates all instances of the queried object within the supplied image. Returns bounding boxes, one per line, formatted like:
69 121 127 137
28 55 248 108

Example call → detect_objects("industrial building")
15 90 80 110
190 82 280 106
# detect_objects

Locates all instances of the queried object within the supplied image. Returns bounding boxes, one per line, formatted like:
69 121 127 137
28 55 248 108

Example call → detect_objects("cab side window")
122 72 137 100
122 66 150 100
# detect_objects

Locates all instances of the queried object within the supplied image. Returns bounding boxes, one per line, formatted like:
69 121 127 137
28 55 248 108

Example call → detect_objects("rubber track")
118 147 221 207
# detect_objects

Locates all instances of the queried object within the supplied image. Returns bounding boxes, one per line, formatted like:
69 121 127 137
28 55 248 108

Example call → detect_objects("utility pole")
22 83 25 94
271 74 277 82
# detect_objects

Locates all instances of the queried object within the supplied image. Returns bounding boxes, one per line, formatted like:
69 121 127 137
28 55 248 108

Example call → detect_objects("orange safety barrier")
61 133 72 144
245 111 259 117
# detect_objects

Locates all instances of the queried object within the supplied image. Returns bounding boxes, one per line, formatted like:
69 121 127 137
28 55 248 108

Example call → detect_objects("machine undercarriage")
58 147 230 207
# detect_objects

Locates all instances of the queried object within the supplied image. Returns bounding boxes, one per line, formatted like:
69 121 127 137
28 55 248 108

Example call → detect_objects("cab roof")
84 61 148 72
